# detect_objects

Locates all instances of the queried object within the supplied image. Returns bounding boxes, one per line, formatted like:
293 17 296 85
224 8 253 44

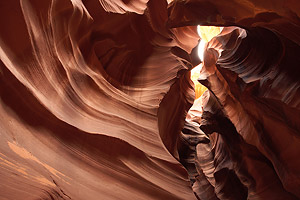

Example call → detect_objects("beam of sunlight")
191 25 223 99
197 25 223 62
197 39 206 61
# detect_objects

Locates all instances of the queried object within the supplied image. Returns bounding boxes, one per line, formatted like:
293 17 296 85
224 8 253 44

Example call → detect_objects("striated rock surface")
0 0 300 199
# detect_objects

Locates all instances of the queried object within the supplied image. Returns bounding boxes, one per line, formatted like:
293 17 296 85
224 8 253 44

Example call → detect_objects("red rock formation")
0 0 299 199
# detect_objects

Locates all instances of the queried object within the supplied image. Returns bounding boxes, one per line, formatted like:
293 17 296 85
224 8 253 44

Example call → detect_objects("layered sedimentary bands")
0 0 300 199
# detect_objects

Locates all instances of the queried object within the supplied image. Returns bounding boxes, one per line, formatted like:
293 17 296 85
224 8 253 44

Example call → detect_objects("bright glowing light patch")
196 25 223 62
197 39 206 61
191 25 223 99
191 63 202 76
197 25 223 43
191 64 207 99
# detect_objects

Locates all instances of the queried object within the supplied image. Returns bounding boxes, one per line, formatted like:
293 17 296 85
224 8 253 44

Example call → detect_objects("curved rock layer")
0 0 300 199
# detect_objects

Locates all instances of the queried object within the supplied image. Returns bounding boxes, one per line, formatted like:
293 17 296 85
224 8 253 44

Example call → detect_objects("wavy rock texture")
0 0 300 199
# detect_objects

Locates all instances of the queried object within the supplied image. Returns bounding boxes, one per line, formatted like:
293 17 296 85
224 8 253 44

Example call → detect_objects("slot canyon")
0 0 300 199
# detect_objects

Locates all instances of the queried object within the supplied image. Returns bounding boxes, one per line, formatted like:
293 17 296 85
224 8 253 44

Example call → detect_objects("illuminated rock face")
0 0 299 199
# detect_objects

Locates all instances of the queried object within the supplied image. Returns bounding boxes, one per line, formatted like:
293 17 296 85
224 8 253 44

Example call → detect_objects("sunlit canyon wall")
0 0 299 199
